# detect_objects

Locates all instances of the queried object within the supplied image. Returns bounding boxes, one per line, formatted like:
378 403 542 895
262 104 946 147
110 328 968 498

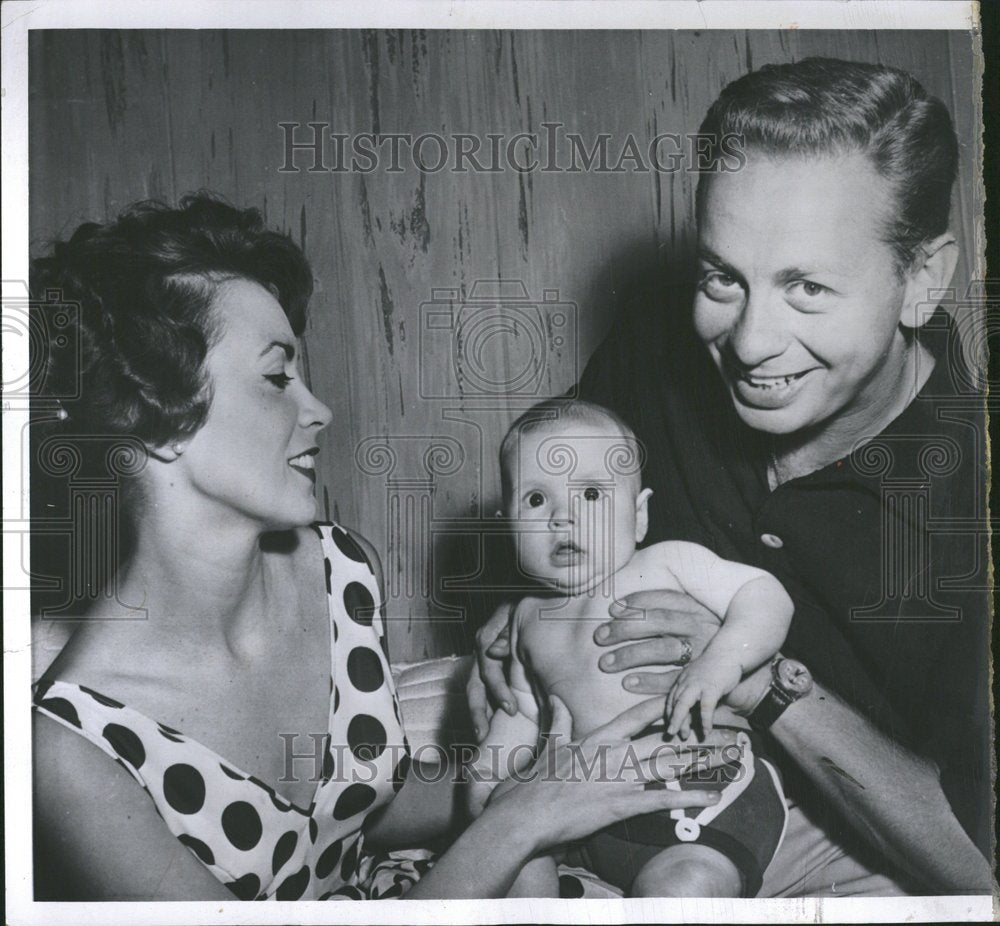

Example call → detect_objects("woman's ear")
899 232 959 331
634 487 654 543
145 439 186 464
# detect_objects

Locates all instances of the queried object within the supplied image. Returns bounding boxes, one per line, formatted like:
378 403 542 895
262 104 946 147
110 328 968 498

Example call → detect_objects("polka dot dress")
32 522 429 900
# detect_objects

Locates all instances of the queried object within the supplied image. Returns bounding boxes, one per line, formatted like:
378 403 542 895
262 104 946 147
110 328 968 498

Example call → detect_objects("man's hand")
593 590 723 694
467 602 517 741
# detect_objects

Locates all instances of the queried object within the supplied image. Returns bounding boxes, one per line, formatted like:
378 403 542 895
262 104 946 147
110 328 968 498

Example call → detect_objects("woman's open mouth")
288 448 318 483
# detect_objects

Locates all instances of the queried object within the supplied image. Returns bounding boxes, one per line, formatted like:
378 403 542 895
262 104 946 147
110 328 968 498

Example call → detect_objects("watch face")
776 658 813 696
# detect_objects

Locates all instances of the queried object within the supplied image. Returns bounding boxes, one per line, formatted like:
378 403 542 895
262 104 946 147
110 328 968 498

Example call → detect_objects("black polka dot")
323 743 335 781
272 830 299 875
102 723 146 769
343 582 376 625
37 697 80 728
315 837 343 879
333 620 339 642
339 839 360 882
255 892 268 900
158 727 185 744
346 646 385 693
221 801 263 851
163 764 206 815
559 874 585 898
178 833 215 866
220 763 245 780
309 817 319 844
324 557 333 595
332 527 369 564
392 753 411 793
80 686 124 708
224 872 260 900
347 714 387 761
332 783 376 820
332 884 364 899
275 864 311 900
377 881 406 899
334 686 341 713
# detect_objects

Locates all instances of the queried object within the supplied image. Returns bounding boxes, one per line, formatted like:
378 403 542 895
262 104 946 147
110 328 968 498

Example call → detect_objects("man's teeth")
741 372 803 389
289 453 315 469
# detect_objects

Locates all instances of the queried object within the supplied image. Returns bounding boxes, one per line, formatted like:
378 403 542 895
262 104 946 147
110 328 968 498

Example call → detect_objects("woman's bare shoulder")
32 710 231 901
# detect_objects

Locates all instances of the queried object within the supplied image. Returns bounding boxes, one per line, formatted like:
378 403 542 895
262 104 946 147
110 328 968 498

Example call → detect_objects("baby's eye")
583 486 601 502
527 491 545 508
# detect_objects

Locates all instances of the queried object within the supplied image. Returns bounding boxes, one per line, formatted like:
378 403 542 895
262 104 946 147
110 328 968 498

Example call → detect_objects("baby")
470 398 794 898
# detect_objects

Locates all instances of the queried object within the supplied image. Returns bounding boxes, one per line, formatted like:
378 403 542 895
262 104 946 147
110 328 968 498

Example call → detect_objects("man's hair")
31 191 313 446
696 57 958 271
499 398 641 498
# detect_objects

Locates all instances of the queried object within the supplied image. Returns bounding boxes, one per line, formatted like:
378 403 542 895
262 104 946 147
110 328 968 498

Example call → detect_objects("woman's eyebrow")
258 340 295 360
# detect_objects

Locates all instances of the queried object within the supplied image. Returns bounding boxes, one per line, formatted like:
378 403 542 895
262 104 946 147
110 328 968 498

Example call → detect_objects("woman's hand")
466 602 517 741
485 694 721 853
593 590 723 693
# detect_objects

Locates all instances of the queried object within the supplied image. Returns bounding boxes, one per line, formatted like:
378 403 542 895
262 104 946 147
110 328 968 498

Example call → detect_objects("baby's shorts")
567 728 787 897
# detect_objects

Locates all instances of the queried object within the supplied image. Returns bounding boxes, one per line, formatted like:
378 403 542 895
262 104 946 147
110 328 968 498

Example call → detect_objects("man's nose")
725 291 787 368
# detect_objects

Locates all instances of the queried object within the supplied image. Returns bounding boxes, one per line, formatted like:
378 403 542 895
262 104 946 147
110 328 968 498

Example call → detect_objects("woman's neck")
769 338 935 487
110 495 288 660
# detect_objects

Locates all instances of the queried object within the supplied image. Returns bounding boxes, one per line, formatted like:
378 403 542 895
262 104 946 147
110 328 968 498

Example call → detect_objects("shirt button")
760 533 784 549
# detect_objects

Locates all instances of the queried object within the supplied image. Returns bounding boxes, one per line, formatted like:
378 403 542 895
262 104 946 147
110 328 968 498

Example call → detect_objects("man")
469 58 992 895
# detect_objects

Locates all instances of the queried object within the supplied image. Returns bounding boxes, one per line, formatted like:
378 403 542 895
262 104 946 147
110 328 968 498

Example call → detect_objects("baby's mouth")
551 540 584 561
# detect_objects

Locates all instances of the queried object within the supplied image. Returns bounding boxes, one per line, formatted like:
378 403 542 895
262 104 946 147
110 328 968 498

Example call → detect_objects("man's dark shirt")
579 291 992 855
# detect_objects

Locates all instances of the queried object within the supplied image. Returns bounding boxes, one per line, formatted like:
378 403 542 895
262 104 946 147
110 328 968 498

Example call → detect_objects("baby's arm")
656 542 794 736
466 602 544 818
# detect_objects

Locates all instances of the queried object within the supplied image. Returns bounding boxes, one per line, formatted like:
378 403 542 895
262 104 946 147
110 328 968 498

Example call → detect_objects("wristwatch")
747 657 813 731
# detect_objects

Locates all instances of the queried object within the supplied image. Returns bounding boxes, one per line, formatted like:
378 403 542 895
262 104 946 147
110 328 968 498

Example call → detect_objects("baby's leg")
630 843 742 898
507 855 559 897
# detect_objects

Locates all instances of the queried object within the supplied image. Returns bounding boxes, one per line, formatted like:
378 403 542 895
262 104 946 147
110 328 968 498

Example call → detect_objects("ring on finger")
676 638 693 666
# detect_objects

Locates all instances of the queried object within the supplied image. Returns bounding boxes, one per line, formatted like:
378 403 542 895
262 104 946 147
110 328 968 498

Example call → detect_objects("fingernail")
601 653 616 668
596 625 610 641
624 675 638 688
609 601 625 616
473 725 481 740
503 701 515 715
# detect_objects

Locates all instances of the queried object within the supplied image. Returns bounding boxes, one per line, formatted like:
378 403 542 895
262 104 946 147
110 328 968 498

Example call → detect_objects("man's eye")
583 486 601 502
265 373 294 389
793 280 827 298
527 492 545 508
699 271 743 302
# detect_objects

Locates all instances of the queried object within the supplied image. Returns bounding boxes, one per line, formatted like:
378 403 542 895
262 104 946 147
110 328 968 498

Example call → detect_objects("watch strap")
747 661 800 731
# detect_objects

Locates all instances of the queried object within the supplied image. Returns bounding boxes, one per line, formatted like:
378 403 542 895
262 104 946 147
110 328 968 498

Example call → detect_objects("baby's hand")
666 654 743 738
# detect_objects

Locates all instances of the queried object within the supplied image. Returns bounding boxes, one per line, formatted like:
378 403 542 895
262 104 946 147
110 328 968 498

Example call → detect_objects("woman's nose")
301 386 333 431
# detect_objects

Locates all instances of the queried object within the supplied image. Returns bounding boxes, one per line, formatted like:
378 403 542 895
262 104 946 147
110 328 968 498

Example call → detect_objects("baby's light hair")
499 398 643 501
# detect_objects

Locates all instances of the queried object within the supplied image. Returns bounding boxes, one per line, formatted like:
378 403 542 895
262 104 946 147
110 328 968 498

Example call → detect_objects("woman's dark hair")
32 192 313 445
696 57 959 271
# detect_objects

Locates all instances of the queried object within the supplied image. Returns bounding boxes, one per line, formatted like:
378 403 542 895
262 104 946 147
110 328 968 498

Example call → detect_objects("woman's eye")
583 486 600 502
699 271 743 302
527 492 545 508
265 373 294 389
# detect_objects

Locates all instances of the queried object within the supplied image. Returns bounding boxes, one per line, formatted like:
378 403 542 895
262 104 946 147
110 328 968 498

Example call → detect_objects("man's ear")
899 232 959 331
634 487 653 543
145 440 186 464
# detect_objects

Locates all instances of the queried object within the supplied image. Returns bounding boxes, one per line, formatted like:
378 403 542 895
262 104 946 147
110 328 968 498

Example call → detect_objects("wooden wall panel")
29 29 980 661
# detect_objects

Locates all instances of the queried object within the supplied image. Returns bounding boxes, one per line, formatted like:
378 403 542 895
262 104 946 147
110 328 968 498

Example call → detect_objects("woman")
30 193 719 901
